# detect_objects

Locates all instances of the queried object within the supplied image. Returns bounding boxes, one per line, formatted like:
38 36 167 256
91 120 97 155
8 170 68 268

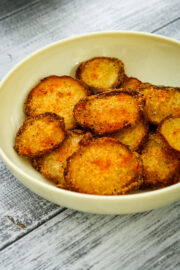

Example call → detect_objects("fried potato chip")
25 75 88 129
76 57 125 93
141 132 179 188
14 113 65 158
32 130 92 187
140 85 180 124
111 116 148 151
74 91 142 135
121 76 142 91
159 116 180 152
65 137 143 195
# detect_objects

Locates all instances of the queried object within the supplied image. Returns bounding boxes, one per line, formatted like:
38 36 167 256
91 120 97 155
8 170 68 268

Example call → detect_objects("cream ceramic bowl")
0 31 180 214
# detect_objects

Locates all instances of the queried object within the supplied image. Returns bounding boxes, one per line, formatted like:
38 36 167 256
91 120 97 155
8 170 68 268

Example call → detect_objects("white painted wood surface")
0 0 180 269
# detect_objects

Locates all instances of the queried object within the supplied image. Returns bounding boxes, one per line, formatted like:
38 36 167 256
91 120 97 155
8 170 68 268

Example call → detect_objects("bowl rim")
0 30 180 201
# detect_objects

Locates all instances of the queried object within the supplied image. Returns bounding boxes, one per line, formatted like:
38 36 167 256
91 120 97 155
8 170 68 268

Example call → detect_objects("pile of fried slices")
14 57 180 195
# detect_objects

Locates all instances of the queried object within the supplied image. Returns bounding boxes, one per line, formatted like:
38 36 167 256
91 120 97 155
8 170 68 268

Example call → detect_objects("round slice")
65 137 143 195
141 132 179 188
121 76 142 92
74 91 142 135
25 75 88 129
14 113 65 158
159 116 180 152
111 116 148 151
76 57 125 93
140 85 180 124
32 130 92 187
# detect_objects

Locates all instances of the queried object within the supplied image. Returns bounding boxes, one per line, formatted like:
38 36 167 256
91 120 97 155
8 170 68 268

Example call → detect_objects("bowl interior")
0 32 180 189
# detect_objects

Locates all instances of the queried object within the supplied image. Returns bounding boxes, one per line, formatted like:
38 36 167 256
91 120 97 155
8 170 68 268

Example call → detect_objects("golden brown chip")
32 130 92 187
111 116 148 151
65 137 143 195
25 75 88 130
76 57 125 93
14 113 65 158
141 132 179 188
159 116 180 152
121 76 142 91
74 91 142 135
140 85 180 124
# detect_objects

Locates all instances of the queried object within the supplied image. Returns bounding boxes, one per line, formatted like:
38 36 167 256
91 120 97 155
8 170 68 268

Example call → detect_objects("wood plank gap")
0 0 40 22
0 207 66 252
152 17 180 33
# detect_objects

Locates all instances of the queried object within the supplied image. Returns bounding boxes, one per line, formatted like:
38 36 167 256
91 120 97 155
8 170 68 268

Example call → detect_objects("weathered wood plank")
0 0 180 79
0 159 64 251
153 18 180 40
0 202 180 270
0 0 40 21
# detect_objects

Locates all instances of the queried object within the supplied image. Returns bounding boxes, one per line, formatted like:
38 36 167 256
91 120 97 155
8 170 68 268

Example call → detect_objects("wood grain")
0 0 180 269
0 0 180 79
152 18 180 40
0 160 64 251
0 202 180 270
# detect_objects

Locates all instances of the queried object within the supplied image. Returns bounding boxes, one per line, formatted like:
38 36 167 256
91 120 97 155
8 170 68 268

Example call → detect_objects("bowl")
0 31 180 214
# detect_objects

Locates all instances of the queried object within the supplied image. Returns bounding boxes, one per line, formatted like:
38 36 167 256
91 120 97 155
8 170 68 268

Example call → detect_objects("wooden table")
0 1 180 269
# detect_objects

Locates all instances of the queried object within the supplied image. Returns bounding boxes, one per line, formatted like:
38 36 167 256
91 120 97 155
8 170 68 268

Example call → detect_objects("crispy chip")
141 132 179 188
14 113 65 158
76 57 125 93
159 116 180 152
121 76 142 91
74 90 142 135
111 116 148 151
65 137 143 195
25 75 88 129
140 85 180 124
32 130 92 187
